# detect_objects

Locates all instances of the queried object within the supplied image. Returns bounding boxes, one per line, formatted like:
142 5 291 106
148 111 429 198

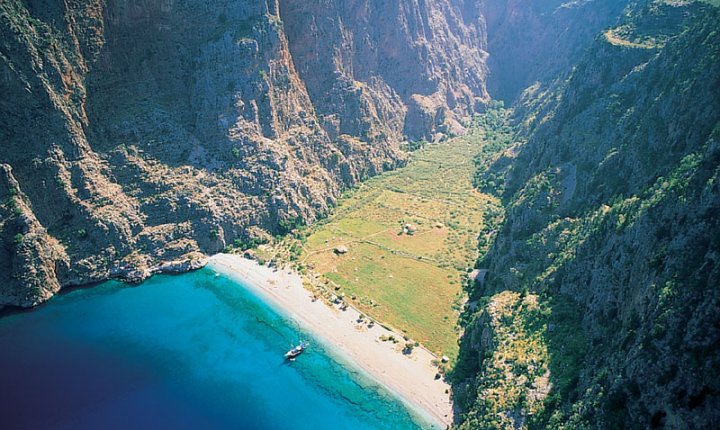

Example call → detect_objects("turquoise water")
0 269 435 430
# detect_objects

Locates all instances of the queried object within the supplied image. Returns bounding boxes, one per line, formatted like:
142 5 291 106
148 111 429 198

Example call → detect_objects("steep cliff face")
279 0 490 141
455 1 720 428
483 0 628 103
0 0 489 308
0 165 69 306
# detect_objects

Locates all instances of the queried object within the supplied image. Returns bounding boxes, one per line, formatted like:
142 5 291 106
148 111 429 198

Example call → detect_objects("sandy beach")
207 253 454 428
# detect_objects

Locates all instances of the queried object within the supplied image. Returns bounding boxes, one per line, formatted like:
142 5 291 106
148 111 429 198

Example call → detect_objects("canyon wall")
483 0 627 103
0 0 489 308
280 0 489 141
455 1 720 428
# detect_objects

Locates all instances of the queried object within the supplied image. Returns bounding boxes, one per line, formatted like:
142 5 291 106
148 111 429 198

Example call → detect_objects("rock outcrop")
0 164 69 306
0 0 489 308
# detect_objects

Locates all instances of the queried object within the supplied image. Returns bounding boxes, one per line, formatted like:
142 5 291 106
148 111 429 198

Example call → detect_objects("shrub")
278 216 305 235
7 198 22 216
403 342 416 354
401 140 426 152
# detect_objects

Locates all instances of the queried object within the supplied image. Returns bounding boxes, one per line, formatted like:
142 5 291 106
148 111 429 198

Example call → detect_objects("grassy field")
272 128 503 360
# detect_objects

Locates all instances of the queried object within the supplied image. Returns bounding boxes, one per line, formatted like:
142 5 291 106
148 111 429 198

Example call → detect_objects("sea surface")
0 268 435 430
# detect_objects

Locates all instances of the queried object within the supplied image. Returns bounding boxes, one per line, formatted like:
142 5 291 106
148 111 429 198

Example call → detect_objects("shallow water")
0 269 434 430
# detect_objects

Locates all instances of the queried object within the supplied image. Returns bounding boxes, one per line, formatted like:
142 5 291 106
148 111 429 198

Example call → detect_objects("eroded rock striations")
279 0 489 141
0 0 489 308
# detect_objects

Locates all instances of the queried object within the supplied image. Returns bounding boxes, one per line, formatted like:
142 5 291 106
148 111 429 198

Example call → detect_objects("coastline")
207 253 454 429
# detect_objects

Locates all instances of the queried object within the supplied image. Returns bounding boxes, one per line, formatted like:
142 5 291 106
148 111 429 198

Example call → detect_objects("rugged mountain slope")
0 0 489 308
454 1 720 428
484 0 627 103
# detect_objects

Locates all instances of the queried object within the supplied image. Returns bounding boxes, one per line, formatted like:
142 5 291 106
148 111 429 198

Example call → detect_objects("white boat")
285 340 309 360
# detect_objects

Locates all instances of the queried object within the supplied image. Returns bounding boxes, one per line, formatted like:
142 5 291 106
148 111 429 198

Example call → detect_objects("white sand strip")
207 253 453 428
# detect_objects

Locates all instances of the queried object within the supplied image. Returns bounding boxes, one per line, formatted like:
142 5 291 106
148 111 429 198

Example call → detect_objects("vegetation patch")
454 291 553 429
299 131 500 359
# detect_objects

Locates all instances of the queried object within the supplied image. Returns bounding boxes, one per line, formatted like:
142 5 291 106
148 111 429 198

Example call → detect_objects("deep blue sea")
0 269 435 430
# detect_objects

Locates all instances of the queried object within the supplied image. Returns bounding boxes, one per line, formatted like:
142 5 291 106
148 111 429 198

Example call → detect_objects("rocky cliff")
483 0 628 103
0 0 489 308
454 1 720 428
280 0 489 141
